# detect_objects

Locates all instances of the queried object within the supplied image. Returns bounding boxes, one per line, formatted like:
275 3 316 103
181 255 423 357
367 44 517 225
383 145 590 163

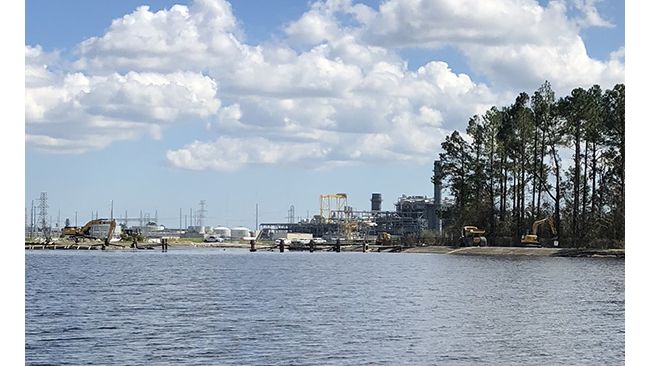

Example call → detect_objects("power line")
37 192 48 235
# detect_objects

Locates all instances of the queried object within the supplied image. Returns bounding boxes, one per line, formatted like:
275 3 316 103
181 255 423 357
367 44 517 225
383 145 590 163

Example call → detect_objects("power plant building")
259 160 444 239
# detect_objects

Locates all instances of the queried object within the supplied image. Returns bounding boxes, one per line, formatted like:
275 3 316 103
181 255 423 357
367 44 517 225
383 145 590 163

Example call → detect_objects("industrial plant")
26 161 445 247
258 161 444 242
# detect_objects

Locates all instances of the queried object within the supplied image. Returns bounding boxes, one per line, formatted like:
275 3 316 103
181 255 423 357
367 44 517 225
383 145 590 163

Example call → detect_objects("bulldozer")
376 232 392 246
460 226 487 247
62 219 117 245
521 216 558 247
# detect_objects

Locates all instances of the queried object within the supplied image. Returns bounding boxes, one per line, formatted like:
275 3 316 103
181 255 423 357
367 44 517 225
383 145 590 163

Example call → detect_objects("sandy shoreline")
25 239 623 258
172 242 625 258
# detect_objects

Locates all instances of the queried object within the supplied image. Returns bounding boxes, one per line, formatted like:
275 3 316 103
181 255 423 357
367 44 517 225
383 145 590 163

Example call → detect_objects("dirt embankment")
402 246 624 258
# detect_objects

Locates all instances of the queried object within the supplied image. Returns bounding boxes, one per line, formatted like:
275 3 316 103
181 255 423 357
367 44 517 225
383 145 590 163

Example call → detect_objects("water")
25 249 624 365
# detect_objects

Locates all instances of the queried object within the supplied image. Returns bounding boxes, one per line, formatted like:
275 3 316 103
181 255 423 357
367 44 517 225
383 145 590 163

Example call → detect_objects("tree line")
433 81 624 248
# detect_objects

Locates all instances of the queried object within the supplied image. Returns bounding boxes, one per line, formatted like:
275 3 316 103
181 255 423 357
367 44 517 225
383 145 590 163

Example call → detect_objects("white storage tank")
214 226 231 238
231 227 250 240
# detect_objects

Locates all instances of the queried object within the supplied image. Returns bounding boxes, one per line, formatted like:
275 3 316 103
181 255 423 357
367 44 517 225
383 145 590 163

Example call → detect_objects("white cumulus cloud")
26 46 221 153
25 0 623 170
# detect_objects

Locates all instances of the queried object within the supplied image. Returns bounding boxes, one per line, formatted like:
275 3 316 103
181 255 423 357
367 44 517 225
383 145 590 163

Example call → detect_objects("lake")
25 249 624 365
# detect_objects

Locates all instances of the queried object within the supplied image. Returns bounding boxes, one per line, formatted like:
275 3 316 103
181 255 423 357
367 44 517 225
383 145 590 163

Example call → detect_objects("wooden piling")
335 239 341 253
279 239 285 253
309 240 315 253
250 240 257 252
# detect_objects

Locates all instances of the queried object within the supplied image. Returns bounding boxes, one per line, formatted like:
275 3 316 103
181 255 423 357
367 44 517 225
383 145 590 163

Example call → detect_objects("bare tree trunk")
573 122 581 242
489 135 496 243
537 129 546 218
582 140 589 239
551 144 562 239
532 128 538 216
499 159 508 221
591 142 597 219
520 152 526 229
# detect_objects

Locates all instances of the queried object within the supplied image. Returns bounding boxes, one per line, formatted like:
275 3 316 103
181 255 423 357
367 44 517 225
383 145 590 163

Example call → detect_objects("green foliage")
434 82 624 247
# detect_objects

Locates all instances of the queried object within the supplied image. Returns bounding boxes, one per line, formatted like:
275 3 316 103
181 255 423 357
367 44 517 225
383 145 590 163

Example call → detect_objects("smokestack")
371 193 382 212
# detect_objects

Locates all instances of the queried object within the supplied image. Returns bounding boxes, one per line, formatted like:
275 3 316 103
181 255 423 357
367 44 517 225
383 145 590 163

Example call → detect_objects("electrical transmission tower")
198 200 207 227
37 192 49 237
288 205 295 224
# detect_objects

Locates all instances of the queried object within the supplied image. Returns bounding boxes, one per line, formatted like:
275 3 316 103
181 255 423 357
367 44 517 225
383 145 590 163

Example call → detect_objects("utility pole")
110 200 114 220
288 205 295 224
30 200 34 239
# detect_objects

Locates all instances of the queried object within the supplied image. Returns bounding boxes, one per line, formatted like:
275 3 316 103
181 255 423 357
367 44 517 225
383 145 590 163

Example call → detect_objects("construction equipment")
376 232 392 245
521 216 557 246
62 219 117 245
460 226 487 247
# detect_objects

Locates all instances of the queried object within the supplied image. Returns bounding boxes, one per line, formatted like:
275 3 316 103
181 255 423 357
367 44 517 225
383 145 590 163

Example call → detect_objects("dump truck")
460 226 487 247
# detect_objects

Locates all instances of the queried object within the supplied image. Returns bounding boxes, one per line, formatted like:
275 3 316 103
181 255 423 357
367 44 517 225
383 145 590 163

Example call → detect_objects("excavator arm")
63 219 117 243
531 217 557 236
522 216 557 246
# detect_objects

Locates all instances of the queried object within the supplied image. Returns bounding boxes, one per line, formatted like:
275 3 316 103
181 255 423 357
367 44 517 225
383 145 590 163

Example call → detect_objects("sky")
24 0 625 230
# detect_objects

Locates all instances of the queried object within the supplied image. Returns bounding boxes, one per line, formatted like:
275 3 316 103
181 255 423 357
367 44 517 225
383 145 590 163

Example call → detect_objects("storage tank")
231 227 250 240
213 226 231 238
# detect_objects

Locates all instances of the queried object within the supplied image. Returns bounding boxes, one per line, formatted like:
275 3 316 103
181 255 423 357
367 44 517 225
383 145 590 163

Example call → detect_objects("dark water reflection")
26 249 624 365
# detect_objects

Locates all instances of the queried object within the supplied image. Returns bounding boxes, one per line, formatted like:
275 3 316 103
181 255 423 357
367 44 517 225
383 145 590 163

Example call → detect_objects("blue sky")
25 0 625 229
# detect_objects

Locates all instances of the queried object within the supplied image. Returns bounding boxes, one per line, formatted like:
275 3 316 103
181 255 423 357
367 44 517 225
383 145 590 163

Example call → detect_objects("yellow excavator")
521 216 558 246
461 226 487 247
62 219 117 245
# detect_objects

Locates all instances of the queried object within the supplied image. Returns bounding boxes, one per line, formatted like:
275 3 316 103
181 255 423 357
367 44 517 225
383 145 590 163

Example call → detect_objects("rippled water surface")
26 249 624 365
